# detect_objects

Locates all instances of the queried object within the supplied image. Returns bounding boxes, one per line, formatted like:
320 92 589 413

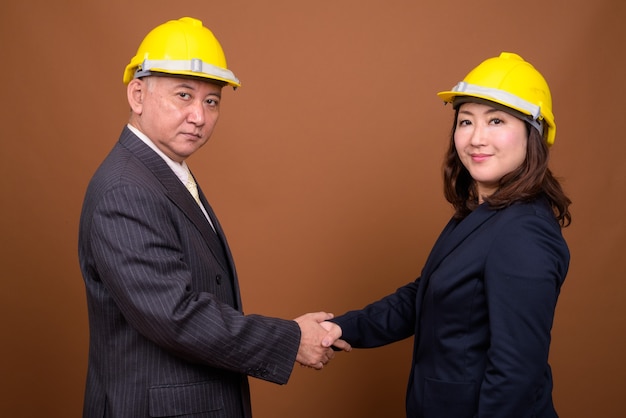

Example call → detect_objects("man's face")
129 76 223 163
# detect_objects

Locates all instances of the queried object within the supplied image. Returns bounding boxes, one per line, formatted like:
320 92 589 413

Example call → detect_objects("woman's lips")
470 154 491 163
470 153 491 163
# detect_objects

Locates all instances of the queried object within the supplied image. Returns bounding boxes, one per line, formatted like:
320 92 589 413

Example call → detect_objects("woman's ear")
127 78 145 115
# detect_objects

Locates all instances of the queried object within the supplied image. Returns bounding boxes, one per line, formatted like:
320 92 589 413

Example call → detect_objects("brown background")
1 0 625 417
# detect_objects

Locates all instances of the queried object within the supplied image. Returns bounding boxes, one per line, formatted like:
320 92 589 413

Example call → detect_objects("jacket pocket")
423 377 477 418
149 380 225 417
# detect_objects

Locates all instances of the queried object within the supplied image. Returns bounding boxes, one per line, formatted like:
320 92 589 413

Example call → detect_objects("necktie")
185 168 202 206
184 166 217 233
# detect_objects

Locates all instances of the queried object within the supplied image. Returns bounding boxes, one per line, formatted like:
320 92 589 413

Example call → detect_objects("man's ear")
127 78 146 115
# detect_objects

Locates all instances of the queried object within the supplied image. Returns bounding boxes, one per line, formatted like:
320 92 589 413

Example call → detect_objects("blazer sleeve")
478 210 569 416
87 182 300 384
332 280 419 348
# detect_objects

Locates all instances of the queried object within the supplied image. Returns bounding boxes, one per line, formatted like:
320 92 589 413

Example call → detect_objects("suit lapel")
195 184 244 310
421 204 498 281
119 127 232 274
412 204 499 348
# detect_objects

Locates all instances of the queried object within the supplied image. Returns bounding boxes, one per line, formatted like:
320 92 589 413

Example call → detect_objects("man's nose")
187 101 205 125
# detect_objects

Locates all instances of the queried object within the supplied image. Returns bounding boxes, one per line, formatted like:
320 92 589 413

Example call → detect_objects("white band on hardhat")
134 58 240 85
451 81 543 135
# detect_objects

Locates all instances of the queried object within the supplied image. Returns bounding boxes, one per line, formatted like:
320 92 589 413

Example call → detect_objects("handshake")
294 312 351 370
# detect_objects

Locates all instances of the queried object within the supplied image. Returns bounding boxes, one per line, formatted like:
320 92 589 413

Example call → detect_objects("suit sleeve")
479 212 568 416
332 280 418 348
87 183 300 384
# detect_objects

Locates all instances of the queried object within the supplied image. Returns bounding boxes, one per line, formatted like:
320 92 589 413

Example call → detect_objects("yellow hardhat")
123 17 240 88
438 52 555 146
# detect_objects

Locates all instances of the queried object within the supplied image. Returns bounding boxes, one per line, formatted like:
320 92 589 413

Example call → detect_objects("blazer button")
216 275 222 285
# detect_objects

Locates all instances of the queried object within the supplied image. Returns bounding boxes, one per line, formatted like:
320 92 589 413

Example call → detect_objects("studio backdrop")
1 1 625 417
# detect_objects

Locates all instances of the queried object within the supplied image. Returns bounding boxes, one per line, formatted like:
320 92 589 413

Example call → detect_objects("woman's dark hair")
443 108 571 227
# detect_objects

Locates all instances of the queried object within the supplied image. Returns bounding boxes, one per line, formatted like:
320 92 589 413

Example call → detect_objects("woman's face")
454 101 528 201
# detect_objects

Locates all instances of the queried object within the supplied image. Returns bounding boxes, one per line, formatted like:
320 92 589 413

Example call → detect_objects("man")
78 17 348 418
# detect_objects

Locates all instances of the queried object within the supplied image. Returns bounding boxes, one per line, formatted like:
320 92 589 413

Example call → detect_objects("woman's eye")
458 119 471 126
490 118 503 125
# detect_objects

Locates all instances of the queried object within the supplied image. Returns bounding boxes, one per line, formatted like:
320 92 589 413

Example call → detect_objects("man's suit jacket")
79 127 301 418
334 198 569 418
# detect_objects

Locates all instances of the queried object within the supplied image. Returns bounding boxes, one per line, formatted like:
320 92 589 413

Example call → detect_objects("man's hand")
294 312 349 369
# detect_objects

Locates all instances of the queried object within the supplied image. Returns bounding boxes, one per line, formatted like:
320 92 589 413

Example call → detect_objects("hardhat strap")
135 58 240 85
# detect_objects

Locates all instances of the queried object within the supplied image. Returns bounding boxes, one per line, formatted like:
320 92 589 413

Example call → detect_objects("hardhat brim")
437 89 556 146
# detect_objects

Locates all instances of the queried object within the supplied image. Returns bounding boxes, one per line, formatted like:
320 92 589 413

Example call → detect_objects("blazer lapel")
119 127 232 273
421 204 498 280
412 204 499 348
196 184 244 310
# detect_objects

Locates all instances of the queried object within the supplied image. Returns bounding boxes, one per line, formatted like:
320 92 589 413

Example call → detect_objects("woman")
331 52 571 417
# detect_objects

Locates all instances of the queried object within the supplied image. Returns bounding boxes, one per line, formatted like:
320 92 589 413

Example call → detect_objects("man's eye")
178 92 191 99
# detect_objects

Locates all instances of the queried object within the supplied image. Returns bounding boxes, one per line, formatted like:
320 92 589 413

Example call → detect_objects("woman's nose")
469 124 486 146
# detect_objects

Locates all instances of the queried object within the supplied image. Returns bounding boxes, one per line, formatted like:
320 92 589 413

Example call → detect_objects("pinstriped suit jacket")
79 127 301 418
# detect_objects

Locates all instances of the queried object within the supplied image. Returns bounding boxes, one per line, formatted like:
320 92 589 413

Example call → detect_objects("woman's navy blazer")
334 197 569 418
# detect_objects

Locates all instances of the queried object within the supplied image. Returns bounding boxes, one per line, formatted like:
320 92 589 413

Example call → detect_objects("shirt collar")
126 123 190 184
